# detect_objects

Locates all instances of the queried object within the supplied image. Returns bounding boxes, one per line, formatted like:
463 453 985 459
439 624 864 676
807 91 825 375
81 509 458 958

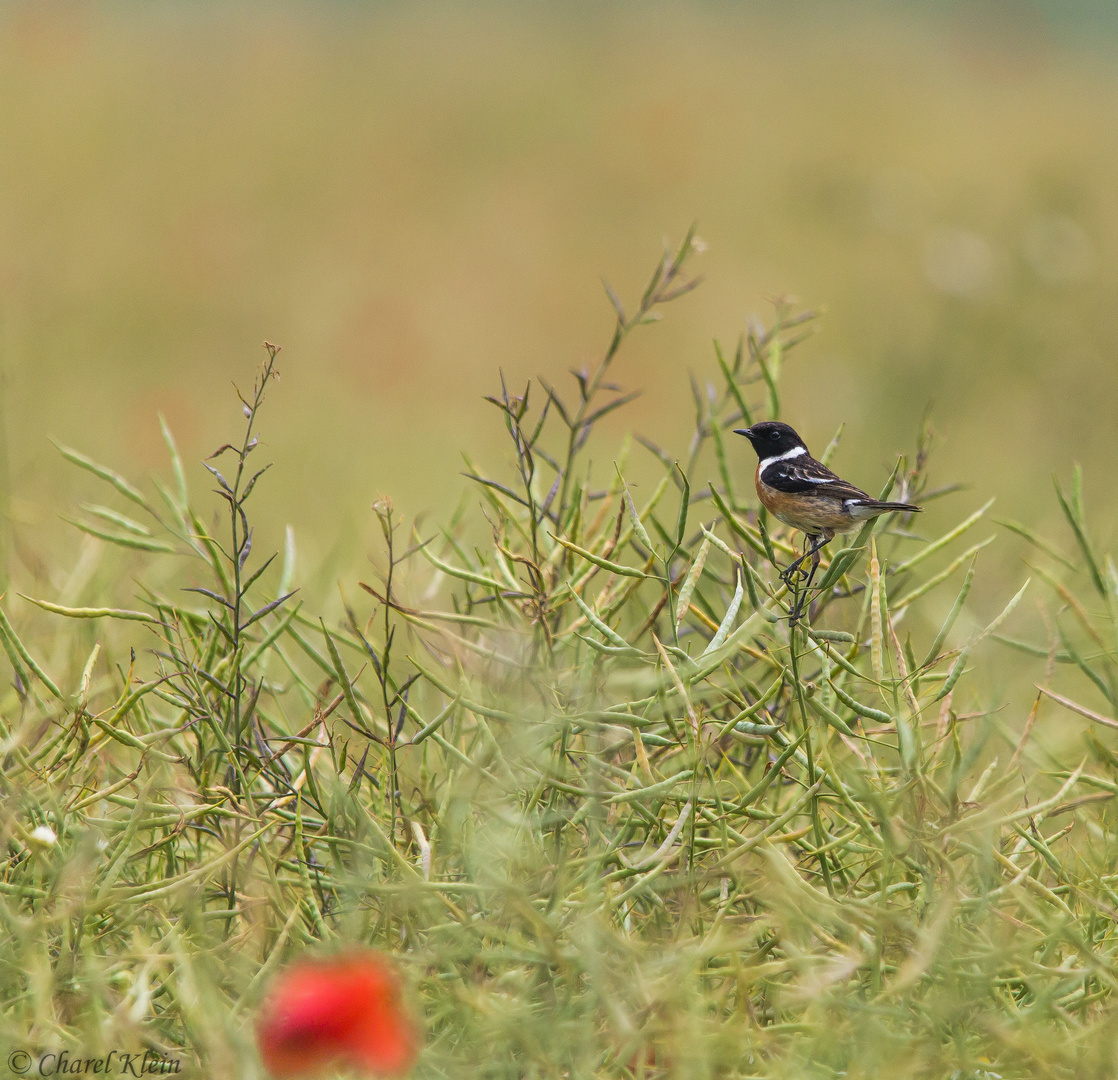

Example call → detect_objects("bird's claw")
779 561 810 588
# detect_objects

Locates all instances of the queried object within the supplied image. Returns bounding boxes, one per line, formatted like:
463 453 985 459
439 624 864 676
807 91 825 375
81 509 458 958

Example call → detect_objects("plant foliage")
3 241 1118 1080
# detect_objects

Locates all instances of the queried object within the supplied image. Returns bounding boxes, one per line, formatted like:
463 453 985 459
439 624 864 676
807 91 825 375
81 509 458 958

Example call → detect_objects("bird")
734 421 921 610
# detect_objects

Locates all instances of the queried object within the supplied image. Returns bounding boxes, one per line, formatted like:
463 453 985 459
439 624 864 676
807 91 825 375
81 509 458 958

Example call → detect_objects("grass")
4 235 1118 1078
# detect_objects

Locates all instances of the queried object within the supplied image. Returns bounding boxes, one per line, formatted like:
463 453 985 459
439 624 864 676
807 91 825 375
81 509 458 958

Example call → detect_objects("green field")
3 4 1118 1078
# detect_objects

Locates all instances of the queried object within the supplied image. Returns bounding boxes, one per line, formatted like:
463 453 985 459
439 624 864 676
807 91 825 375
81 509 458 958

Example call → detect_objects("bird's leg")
781 533 819 587
788 531 833 625
782 535 813 623
799 535 826 594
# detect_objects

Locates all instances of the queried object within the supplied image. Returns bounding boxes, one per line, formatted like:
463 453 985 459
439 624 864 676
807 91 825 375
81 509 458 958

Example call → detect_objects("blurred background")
1 0 1116 618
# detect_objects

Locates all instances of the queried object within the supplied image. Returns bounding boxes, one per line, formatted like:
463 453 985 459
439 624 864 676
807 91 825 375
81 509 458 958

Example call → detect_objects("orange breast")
755 470 853 534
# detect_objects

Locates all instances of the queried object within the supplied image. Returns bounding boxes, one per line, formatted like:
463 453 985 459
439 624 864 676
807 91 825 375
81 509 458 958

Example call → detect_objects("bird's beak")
733 427 753 439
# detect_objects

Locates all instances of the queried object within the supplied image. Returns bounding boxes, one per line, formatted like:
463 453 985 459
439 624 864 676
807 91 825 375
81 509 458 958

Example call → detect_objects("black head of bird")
733 421 807 462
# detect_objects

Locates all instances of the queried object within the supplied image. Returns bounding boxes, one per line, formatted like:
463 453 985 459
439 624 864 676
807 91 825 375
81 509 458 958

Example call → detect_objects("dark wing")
761 456 870 502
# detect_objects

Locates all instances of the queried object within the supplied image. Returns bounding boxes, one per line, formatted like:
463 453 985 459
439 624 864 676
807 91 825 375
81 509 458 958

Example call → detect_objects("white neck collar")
758 445 806 471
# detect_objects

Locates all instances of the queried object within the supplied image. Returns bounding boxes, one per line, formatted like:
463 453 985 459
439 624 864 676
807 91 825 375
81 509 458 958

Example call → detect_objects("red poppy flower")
255 950 419 1078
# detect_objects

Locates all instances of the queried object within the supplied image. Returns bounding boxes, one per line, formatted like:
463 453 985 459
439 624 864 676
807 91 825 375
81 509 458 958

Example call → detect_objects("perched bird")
734 421 921 599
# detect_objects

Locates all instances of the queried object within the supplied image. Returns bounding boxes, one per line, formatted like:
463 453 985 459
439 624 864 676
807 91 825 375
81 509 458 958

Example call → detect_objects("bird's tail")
848 499 922 521
873 501 922 513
